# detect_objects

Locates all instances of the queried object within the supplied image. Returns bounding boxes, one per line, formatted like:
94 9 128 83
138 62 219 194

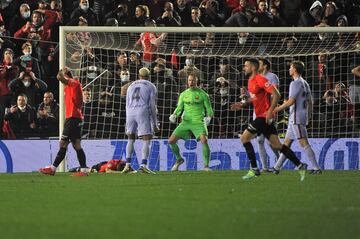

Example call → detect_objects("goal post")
58 26 360 171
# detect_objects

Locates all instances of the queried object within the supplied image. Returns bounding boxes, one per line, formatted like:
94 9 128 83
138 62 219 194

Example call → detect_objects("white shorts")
285 124 308 140
126 110 153 136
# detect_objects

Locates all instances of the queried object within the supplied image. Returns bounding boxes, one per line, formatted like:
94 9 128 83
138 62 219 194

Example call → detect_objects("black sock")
280 145 301 166
76 148 87 168
243 142 258 169
53 147 67 167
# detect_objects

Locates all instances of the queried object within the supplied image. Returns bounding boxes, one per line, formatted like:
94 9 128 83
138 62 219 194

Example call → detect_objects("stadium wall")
0 138 359 173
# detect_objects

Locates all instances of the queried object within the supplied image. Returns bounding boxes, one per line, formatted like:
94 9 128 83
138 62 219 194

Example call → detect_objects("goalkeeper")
168 73 214 171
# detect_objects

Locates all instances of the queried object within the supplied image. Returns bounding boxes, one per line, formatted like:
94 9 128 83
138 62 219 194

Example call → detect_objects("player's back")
126 79 156 114
289 77 311 125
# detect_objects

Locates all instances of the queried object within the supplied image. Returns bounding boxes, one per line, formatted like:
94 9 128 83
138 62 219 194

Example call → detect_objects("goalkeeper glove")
169 114 177 123
204 116 211 126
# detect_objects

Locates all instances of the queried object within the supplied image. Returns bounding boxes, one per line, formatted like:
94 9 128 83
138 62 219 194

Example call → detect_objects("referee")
39 67 87 176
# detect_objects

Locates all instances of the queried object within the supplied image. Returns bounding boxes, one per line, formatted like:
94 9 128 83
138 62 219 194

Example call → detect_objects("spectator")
277 0 302 26
0 0 19 31
88 91 122 139
298 0 323 27
69 0 99 26
9 3 31 37
108 67 131 98
251 0 273 27
189 7 205 27
174 0 192 26
116 51 128 70
152 57 176 93
199 0 226 26
4 94 36 139
14 8 58 79
182 7 214 48
156 2 181 27
231 0 250 15
128 51 143 80
224 6 252 27
37 91 59 137
8 71 47 107
13 42 41 80
133 5 150 26
270 5 287 27
135 19 167 68
334 82 353 119
212 76 238 137
104 3 132 26
0 48 18 108
309 52 335 102
209 58 240 90
81 88 92 138
319 90 345 136
0 18 15 51
321 1 341 26
178 55 204 91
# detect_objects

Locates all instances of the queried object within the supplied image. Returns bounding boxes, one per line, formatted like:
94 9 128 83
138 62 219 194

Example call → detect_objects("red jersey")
64 78 83 119
138 32 157 62
98 160 125 173
248 74 274 118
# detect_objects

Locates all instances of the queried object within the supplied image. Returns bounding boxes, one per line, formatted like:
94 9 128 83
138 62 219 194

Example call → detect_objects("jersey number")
132 87 141 102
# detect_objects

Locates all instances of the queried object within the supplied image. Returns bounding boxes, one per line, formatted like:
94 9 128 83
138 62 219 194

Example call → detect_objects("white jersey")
288 76 312 125
263 71 279 86
126 79 157 127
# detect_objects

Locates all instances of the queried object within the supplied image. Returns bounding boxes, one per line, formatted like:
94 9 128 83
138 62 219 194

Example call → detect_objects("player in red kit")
231 59 307 181
39 67 88 176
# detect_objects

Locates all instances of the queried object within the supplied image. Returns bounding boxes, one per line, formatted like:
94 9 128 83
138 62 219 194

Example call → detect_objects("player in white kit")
256 58 280 171
122 67 159 174
272 61 321 174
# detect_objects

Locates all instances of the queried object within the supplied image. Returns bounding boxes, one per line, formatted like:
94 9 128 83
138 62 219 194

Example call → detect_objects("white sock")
126 139 135 160
274 153 287 170
80 167 88 173
142 140 151 163
257 140 268 169
50 165 56 171
304 144 320 170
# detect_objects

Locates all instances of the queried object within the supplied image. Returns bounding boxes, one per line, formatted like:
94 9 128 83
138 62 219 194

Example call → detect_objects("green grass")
0 171 359 239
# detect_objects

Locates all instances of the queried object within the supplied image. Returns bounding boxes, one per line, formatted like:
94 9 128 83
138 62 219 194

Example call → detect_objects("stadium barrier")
0 138 358 173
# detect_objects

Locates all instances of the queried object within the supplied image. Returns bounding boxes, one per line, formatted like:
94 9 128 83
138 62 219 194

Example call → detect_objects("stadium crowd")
0 0 359 139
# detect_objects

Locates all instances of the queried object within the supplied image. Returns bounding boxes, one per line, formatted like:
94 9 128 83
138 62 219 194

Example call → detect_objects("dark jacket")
8 77 48 106
70 7 99 26
4 104 36 138
37 100 59 136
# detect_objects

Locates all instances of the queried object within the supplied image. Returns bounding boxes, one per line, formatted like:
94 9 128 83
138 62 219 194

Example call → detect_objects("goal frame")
58 26 360 172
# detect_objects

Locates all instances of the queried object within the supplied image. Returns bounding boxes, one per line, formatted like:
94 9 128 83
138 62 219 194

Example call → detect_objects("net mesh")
63 28 360 140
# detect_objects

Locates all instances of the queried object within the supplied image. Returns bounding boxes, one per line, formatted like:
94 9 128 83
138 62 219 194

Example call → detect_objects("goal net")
60 26 360 143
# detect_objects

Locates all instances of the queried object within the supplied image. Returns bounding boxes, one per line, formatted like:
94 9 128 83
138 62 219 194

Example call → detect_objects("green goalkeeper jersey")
173 87 214 123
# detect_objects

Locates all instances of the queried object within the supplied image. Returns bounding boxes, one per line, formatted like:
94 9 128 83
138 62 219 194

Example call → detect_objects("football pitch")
0 171 359 239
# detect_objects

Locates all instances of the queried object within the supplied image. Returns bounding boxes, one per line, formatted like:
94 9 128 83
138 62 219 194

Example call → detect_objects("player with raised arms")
271 61 321 174
231 58 308 181
121 67 159 174
39 67 88 176
169 73 214 171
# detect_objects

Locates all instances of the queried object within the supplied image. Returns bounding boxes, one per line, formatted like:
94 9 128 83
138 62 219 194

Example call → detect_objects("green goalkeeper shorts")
172 121 208 140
